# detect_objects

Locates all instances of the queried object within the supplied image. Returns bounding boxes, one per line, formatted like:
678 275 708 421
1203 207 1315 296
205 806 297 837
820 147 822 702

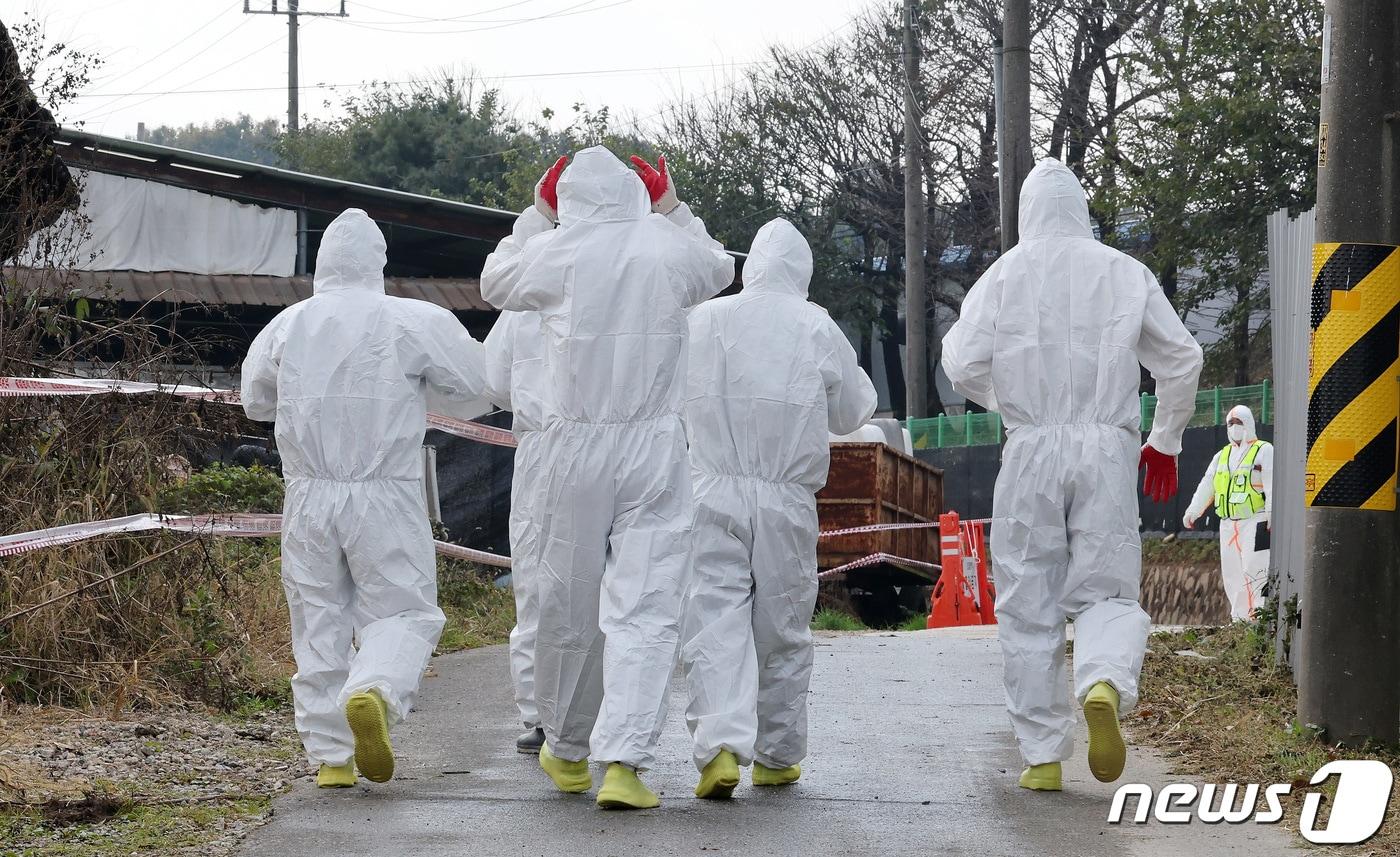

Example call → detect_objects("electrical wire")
78 23 309 125
344 0 546 25
73 16 255 121
69 60 772 99
87 6 232 91
328 0 632 35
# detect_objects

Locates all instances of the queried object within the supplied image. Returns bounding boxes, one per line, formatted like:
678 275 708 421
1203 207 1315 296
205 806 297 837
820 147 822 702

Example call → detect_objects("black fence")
428 409 515 557
915 423 1272 533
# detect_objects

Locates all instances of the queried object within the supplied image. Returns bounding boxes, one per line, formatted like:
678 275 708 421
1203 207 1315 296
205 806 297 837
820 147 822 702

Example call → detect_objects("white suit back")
241 208 487 480
685 219 877 490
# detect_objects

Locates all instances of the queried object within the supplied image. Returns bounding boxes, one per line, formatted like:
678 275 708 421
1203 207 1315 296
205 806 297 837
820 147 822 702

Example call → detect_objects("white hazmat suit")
483 309 551 732
941 159 1203 766
241 208 489 767
680 218 878 772
1184 405 1273 620
480 147 735 770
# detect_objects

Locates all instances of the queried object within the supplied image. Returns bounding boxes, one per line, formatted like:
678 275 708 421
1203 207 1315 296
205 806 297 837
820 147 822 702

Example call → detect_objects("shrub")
158 464 284 514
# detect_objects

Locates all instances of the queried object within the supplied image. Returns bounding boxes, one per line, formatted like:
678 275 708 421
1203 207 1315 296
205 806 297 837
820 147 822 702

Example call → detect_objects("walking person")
480 148 734 809
942 159 1203 792
1183 404 1273 620
679 218 877 799
241 208 490 788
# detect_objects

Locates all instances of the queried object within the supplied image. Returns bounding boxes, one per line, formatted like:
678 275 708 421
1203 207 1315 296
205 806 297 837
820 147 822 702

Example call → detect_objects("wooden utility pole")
903 0 928 420
999 0 1032 252
1298 0 1400 746
243 0 347 133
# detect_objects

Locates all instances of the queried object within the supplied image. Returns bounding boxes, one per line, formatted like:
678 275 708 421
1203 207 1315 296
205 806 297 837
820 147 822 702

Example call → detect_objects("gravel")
0 704 307 855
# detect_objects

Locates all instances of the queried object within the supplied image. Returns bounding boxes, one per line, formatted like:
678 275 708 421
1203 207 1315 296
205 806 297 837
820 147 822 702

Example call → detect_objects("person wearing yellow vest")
1183 404 1273 620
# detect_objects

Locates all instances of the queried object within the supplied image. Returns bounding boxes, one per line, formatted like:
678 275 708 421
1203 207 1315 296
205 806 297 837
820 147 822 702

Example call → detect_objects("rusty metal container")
816 442 943 573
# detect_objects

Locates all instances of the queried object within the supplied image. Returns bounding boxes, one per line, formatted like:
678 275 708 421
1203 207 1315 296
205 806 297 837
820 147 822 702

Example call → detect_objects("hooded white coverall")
941 159 1203 766
483 310 551 729
1184 405 1272 620
680 219 878 772
241 209 489 767
480 147 735 770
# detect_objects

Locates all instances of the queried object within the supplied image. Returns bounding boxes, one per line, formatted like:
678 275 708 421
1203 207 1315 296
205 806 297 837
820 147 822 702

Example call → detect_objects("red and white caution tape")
425 413 517 448
0 514 165 556
817 553 939 580
2 376 518 448
818 520 940 539
0 513 511 569
817 518 993 539
0 376 236 401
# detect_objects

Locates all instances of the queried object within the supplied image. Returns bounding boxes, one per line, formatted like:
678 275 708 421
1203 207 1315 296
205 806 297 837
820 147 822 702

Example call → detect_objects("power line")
78 24 310 125
76 15 254 120
68 61 772 99
87 7 231 91
345 0 545 25
328 0 633 35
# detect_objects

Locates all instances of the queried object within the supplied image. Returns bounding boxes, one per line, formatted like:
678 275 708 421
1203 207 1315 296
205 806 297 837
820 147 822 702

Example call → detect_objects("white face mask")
1228 424 1247 443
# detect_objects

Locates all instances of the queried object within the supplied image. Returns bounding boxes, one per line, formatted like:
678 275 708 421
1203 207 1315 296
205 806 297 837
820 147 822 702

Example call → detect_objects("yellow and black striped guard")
1306 242 1400 510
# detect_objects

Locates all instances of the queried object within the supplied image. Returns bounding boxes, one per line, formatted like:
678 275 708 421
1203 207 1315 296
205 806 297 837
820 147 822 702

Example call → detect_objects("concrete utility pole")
903 0 928 420
243 0 348 133
288 0 299 133
1299 0 1400 746
999 0 1032 252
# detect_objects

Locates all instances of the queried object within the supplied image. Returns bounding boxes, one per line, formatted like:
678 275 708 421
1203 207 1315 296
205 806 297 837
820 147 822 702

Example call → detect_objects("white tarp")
19 169 296 276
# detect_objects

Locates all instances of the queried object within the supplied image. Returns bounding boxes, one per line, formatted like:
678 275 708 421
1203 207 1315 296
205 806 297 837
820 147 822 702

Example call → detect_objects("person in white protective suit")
480 147 735 809
941 159 1202 793
482 309 551 754
680 218 878 799
241 208 489 789
1183 405 1272 620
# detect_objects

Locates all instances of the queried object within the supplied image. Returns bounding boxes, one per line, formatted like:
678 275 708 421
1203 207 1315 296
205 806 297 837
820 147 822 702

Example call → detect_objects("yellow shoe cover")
345 690 395 783
1018 762 1062 791
752 762 801 786
317 763 356 788
694 750 740 799
1084 681 1126 783
539 744 592 793
596 763 659 810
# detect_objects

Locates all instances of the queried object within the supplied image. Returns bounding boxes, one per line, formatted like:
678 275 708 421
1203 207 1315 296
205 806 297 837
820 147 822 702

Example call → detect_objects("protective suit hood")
556 146 650 225
743 218 812 297
1228 405 1258 443
313 208 387 295
1018 158 1093 241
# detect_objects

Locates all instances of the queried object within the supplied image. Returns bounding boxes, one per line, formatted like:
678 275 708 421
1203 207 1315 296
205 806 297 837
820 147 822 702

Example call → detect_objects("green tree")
277 74 523 205
144 114 283 165
494 103 660 213
1109 0 1320 385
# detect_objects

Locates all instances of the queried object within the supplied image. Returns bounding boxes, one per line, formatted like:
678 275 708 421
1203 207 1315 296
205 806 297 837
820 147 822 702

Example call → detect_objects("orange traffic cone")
963 520 997 625
927 512 982 628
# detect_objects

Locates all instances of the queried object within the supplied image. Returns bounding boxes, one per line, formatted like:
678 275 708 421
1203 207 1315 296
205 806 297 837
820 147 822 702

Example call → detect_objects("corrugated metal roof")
56 128 519 228
4 267 491 312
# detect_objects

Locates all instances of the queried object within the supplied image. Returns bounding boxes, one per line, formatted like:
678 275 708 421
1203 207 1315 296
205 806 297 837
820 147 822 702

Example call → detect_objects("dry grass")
1134 623 1400 853
0 533 292 712
435 558 516 653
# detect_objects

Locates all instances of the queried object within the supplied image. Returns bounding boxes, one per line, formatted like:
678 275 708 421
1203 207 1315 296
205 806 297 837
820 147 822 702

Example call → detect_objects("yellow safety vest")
1213 440 1266 520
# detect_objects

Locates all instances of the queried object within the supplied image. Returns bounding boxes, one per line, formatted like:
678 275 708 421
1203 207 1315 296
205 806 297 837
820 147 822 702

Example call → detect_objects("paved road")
241 627 1301 856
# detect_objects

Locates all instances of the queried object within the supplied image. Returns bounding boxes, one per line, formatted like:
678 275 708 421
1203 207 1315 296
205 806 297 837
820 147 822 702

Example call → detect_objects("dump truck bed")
816 442 944 579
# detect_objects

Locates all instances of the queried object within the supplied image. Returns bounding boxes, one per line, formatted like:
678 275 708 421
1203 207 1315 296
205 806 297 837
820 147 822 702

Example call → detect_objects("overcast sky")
5 0 875 140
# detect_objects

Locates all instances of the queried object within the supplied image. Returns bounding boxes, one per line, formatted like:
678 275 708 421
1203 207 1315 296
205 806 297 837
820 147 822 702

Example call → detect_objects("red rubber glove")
534 156 568 222
628 154 679 214
1139 444 1178 503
